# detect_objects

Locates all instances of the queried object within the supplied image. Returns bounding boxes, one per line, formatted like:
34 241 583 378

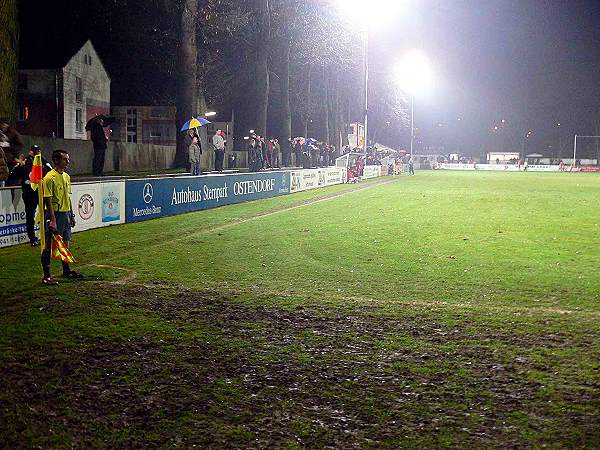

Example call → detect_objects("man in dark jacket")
13 145 52 245
87 116 108 176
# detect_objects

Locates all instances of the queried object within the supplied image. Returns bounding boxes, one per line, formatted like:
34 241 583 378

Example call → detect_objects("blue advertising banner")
125 171 291 222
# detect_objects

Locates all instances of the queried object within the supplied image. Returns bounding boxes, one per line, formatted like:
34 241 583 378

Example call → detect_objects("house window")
127 108 138 143
150 126 162 138
75 109 83 132
18 74 28 91
17 104 30 122
150 107 169 118
76 77 83 103
84 54 93 65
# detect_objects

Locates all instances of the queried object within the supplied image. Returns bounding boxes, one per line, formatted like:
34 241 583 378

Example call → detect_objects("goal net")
571 135 600 168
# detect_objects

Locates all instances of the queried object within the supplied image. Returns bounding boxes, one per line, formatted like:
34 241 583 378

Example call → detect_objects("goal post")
572 135 600 168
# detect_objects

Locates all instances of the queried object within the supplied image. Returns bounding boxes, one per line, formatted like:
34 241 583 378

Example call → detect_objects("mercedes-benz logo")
143 183 154 204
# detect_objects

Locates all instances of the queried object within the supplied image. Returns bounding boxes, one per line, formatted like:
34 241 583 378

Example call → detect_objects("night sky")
378 0 600 154
19 0 600 155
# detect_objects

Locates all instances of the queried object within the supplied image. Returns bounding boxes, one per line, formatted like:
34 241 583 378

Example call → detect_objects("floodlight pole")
572 134 577 169
410 94 414 160
363 29 369 154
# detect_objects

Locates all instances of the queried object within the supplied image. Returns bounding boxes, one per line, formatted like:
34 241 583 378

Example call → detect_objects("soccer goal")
571 135 600 168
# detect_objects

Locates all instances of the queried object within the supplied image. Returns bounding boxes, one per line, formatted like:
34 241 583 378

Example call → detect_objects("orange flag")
30 154 46 252
51 234 75 263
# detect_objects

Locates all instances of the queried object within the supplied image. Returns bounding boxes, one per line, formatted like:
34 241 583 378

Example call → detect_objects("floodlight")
395 50 433 96
334 0 409 27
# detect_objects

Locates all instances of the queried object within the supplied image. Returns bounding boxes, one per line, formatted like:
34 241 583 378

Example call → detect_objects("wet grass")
0 172 599 448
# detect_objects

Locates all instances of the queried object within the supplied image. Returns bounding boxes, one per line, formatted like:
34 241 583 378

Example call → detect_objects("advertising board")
363 165 382 179
441 163 561 172
125 171 291 222
0 181 126 248
0 188 28 248
290 168 346 193
71 182 125 232
318 167 347 186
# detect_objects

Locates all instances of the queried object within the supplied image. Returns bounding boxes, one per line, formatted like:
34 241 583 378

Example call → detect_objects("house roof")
20 35 92 70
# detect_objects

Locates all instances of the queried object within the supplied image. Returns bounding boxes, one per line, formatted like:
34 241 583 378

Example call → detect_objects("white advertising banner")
0 181 126 248
72 182 125 232
528 165 560 172
363 165 382 179
0 188 29 248
318 167 347 186
291 168 347 193
440 163 561 172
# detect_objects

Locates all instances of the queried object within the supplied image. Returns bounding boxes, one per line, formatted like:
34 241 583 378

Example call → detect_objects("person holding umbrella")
86 115 115 176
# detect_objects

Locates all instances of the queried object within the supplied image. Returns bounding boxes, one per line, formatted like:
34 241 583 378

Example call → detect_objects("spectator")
266 138 274 169
282 138 291 167
0 145 8 187
273 138 281 168
6 153 26 186
248 135 260 172
294 139 302 167
0 118 24 166
212 129 225 172
87 116 108 176
189 135 202 175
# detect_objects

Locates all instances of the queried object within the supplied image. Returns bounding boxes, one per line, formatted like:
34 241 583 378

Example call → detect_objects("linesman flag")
29 153 45 252
51 234 75 263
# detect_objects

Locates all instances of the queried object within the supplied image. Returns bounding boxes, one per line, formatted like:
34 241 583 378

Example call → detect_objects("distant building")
487 151 520 163
16 40 110 140
111 106 177 146
347 123 365 149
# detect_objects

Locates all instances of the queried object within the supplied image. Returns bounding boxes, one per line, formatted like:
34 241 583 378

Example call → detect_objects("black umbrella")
85 114 117 131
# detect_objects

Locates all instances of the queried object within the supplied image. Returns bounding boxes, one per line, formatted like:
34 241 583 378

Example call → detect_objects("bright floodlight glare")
395 50 433 96
334 0 407 27
205 111 217 117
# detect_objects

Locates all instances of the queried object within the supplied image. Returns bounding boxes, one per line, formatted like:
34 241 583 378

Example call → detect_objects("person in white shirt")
212 130 226 172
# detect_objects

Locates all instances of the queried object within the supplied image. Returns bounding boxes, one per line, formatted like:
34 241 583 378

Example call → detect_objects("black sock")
41 249 51 278
62 262 71 275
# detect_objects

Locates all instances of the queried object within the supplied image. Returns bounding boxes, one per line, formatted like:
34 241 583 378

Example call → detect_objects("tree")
174 0 199 167
0 0 18 121
254 0 270 136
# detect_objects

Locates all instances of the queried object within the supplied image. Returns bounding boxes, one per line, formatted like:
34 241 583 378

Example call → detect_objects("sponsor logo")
172 186 203 205
78 193 94 220
143 183 154 204
133 205 162 217
0 211 26 225
233 179 275 196
291 173 301 192
102 190 120 223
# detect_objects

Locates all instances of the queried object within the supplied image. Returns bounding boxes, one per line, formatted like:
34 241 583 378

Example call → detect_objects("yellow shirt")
43 169 72 212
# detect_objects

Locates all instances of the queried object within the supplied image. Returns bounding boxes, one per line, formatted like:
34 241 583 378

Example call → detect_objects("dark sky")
376 0 600 154
20 0 600 155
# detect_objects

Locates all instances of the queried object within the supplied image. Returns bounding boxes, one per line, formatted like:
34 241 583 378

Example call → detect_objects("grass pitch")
1 171 599 448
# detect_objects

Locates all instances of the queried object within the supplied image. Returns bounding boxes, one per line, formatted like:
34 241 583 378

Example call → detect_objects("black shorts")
46 211 72 242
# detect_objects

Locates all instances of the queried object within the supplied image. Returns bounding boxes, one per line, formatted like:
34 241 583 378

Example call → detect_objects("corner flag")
30 154 45 252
